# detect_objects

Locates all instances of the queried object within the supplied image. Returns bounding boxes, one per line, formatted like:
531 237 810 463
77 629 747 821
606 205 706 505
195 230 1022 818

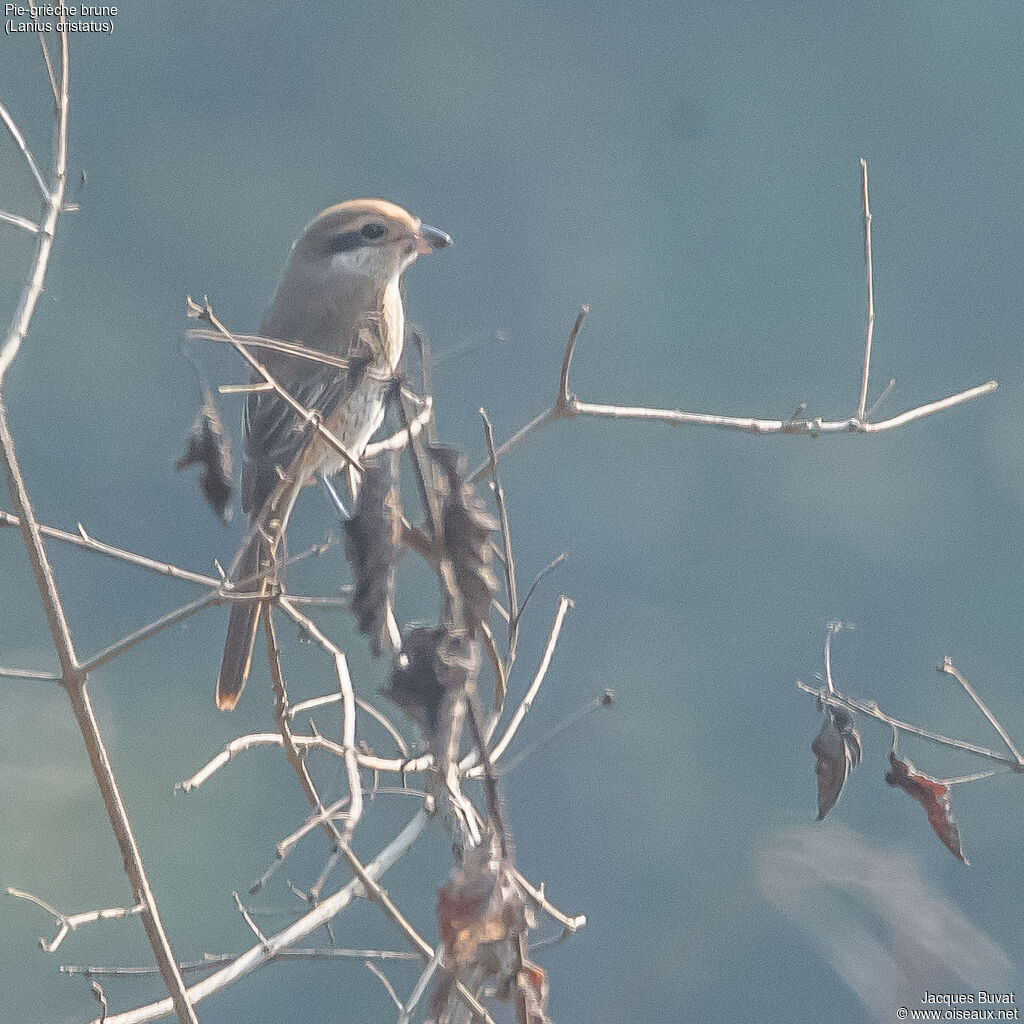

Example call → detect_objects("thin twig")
513 553 567 630
0 665 59 680
364 397 433 459
232 893 266 944
482 596 573 766
79 593 219 672
467 287 996 483
0 99 49 203
398 943 444 1024
333 652 364 840
496 691 611 777
0 35 198 1023
569 383 998 435
797 680 1024 771
7 888 145 953
62 948 423 977
823 620 845 695
365 960 403 1012
0 509 222 587
187 297 362 473
939 656 1024 764
857 157 876 421
0 209 40 234
287 690 410 757
865 378 896 420
481 408 518 658
91 810 432 1024
37 28 58 102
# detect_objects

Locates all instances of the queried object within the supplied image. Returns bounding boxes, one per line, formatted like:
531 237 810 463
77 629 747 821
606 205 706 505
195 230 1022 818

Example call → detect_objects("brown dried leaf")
176 391 233 522
885 752 969 865
430 445 498 636
812 707 862 820
342 464 397 656
432 837 534 1018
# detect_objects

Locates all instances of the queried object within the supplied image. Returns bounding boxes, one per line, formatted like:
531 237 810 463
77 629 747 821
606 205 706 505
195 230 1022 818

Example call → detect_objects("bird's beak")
416 223 453 254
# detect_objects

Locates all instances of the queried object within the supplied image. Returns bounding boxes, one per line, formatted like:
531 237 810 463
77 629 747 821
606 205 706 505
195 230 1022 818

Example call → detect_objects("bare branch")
92 810 432 1024
569 381 997 435
0 35 199 1023
0 98 50 201
7 886 145 954
857 157 876 421
332 652 364 840
365 396 433 458
0 509 222 587
79 593 218 672
479 596 573 765
798 680 1023 772
397 944 443 1024
0 209 40 234
939 656 1024 765
0 665 59 680
481 408 518 659
365 959 403 1011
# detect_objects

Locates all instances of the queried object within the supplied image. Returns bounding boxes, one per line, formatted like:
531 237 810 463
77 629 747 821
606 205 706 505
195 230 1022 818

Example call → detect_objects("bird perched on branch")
217 199 451 710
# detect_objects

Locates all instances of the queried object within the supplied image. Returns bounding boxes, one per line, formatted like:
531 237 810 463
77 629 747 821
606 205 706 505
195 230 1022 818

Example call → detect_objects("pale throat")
382 266 405 363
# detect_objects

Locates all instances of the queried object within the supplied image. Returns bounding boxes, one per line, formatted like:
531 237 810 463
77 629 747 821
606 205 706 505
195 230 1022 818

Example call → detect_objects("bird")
216 199 452 710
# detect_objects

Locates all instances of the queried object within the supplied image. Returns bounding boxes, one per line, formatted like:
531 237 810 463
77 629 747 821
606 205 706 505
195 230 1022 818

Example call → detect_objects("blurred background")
1 3 1022 1021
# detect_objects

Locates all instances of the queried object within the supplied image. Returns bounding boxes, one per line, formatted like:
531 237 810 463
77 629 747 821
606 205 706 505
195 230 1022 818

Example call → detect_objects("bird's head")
293 198 451 284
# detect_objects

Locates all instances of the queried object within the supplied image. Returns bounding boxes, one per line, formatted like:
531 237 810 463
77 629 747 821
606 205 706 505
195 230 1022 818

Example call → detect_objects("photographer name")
923 992 1017 1006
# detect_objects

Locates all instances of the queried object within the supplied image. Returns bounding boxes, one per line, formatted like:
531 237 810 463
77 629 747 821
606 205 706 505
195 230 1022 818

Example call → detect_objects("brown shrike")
216 199 451 710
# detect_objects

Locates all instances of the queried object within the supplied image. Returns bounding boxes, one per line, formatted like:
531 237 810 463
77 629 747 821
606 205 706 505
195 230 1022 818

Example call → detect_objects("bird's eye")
361 223 387 240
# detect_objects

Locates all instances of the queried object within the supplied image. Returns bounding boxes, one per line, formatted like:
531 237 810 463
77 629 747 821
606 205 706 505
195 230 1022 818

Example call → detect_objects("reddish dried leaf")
811 708 862 820
885 752 969 865
433 837 534 1018
516 959 551 1024
436 839 515 965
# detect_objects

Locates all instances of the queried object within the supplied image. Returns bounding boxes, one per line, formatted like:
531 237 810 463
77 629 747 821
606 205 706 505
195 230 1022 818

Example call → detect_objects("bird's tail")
217 532 267 710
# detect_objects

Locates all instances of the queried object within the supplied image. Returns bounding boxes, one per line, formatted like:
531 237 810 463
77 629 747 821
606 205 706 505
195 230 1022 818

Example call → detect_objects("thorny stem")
0 33 198 1024
469 195 996 482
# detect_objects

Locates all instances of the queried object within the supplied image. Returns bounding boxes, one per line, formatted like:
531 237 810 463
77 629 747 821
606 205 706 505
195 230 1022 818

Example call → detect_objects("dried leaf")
516 959 551 1024
381 626 472 738
432 836 537 1019
176 391 233 522
430 445 498 636
812 707 862 820
342 464 397 656
885 752 969 865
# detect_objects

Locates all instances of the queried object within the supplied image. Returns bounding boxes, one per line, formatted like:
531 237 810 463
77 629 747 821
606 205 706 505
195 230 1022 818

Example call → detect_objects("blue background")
1 3 1022 1021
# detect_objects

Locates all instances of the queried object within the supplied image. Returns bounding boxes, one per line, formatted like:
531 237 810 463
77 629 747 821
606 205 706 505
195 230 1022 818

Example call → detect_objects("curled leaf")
176 391 233 522
430 445 498 636
812 707 862 820
432 835 540 1020
342 464 397 656
381 626 474 738
885 752 969 865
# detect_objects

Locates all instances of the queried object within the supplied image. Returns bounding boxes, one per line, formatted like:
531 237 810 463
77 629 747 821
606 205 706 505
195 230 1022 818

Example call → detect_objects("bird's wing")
240 316 387 516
